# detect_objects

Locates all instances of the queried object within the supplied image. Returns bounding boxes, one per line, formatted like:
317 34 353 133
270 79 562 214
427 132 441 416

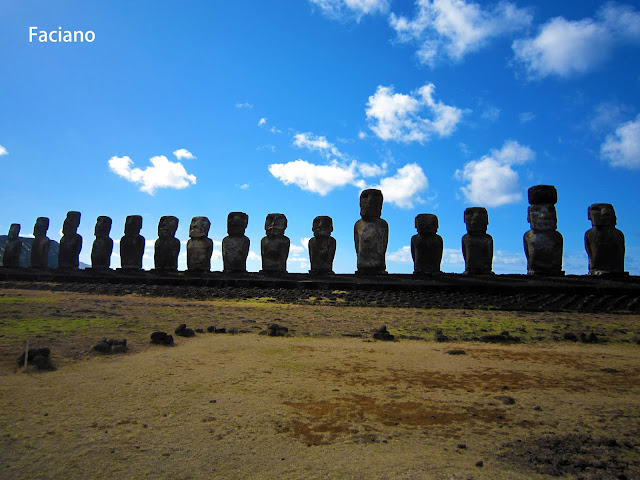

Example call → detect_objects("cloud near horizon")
512 3 640 79
366 83 464 143
108 154 197 195
455 140 535 207
600 114 640 170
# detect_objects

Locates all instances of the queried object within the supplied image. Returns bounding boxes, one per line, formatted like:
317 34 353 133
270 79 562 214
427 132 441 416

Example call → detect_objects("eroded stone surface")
309 216 336 275
120 215 145 270
462 207 493 275
585 203 626 275
261 213 289 274
58 211 82 269
187 216 213 272
411 213 443 275
154 216 180 271
91 216 113 269
524 185 563 276
354 189 388 275
3 223 22 268
223 212 250 273
30 217 50 269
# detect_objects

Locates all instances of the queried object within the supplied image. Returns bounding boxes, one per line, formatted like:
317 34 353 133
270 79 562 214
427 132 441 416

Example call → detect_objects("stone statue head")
464 207 488 234
62 211 81 235
415 214 438 234
265 213 287 237
189 216 211 238
158 216 179 238
94 216 112 237
528 185 557 205
312 216 333 237
227 212 248 236
527 204 557 231
360 189 383 219
8 223 20 239
124 215 143 235
33 217 49 237
588 203 616 227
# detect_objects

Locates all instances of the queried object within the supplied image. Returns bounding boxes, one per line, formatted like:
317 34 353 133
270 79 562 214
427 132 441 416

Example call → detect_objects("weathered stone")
524 185 563 276
150 331 174 345
187 216 213 272
30 217 50 268
411 214 443 275
354 189 388 275
308 216 336 275
175 323 187 335
17 347 51 365
93 340 112 353
222 212 250 273
261 213 289 274
3 224 22 267
90 216 113 269
267 323 288 336
120 215 145 270
585 203 626 275
372 325 394 341
462 207 493 275
58 211 82 269
154 216 180 271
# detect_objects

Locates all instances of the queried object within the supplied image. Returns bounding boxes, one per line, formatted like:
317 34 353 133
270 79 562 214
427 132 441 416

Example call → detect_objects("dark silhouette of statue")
261 213 289 274
154 216 180 271
30 217 50 269
354 189 388 275
58 211 82 269
462 207 493 275
223 212 250 273
120 215 145 270
585 203 626 275
91 216 113 269
309 216 336 275
3 224 23 267
524 185 563 276
411 213 443 274
187 216 213 272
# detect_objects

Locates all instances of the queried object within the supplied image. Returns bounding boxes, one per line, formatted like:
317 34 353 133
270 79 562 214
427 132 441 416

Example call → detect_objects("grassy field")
1 287 640 479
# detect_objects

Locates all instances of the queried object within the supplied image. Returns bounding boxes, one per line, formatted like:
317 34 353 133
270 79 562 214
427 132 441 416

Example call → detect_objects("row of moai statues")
2 186 627 276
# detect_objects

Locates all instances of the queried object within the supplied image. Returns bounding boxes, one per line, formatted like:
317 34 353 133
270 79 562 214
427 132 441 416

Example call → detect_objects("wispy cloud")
108 154 197 195
601 114 640 170
390 0 532 66
258 117 281 134
309 0 389 21
455 140 535 207
173 148 196 160
235 102 253 109
366 83 464 143
519 112 535 124
0 144 7 156
293 132 346 159
512 3 640 79
258 118 267 127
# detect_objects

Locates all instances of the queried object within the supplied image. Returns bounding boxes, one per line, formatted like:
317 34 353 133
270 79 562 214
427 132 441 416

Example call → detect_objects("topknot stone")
528 185 557 205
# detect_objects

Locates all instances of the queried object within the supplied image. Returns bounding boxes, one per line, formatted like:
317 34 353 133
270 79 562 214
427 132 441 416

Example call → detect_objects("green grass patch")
0 316 124 337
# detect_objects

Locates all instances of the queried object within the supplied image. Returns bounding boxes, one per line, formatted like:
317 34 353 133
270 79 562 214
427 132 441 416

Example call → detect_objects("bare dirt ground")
1 286 640 479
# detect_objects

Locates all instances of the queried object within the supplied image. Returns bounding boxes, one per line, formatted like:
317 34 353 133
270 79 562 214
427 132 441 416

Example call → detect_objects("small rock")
475 460 484 467
207 326 216 333
215 328 227 334
563 332 578 342
195 328 204 334
93 341 112 354
267 323 289 337
446 349 466 355
495 395 516 405
174 324 187 335
151 332 174 345
457 443 467 449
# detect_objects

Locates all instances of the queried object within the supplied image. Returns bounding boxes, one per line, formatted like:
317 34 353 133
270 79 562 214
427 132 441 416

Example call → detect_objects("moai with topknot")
3 224 23 267
524 185 563 276
90 216 113 269
223 212 250 273
58 211 82 269
154 216 180 271
462 207 493 275
411 213 443 275
187 216 213 272
120 215 145 270
308 216 336 275
31 217 50 269
260 213 289 274
585 203 627 276
354 189 388 275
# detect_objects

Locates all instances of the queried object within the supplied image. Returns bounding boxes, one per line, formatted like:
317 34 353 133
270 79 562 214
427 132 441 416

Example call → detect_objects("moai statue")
308 216 336 275
222 212 250 273
411 214 443 274
354 189 388 275
58 211 82 269
524 185 564 276
3 224 23 268
154 216 180 271
90 216 113 269
30 217 50 269
260 213 289 274
462 207 493 275
187 216 213 272
120 215 145 270
585 203 626 275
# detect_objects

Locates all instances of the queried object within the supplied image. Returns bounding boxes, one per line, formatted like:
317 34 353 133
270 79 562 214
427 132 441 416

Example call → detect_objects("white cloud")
601 114 640 170
239 183 250 190
455 140 534 207
0 145 7 156
358 130 368 139
365 84 464 143
370 163 429 208
293 132 344 158
108 155 197 195
235 102 253 109
512 3 640 79
258 118 267 126
387 245 412 263
590 102 633 132
309 0 389 20
173 148 196 160
390 0 532 66
519 112 535 124
357 162 387 177
268 159 357 195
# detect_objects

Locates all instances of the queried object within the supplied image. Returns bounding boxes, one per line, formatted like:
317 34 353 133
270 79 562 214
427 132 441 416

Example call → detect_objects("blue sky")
1 0 639 274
